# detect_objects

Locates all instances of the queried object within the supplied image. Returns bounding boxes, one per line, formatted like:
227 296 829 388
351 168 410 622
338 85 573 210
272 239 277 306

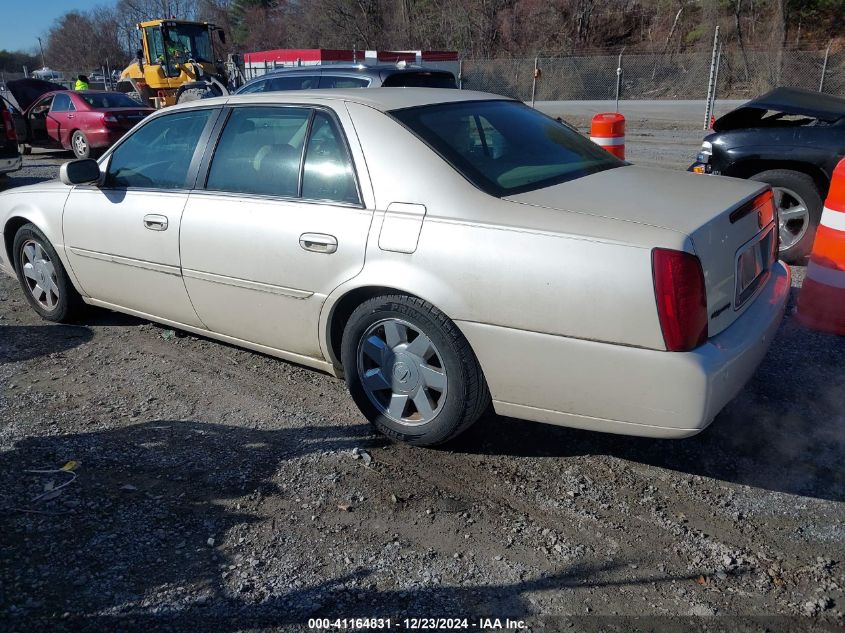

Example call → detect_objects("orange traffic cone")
797 158 845 335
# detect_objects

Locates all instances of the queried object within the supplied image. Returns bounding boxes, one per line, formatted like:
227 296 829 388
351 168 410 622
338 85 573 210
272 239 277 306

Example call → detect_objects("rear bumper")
458 261 790 438
0 154 21 175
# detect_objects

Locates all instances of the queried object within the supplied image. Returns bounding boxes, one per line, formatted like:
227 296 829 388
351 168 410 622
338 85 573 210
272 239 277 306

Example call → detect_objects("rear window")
80 93 143 108
382 72 456 89
390 100 622 196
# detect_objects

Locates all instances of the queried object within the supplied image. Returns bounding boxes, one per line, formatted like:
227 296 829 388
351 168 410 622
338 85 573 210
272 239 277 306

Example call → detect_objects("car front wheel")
750 169 823 263
341 295 490 446
13 223 82 322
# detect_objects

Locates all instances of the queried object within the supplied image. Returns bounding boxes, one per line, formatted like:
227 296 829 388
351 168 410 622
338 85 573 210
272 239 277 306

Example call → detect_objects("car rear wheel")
750 169 822 263
13 224 82 322
71 130 91 159
341 295 490 446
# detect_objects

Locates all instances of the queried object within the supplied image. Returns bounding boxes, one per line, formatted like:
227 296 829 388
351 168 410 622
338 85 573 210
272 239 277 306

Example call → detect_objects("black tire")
13 223 83 322
750 169 823 264
18 144 31 155
177 87 214 103
71 130 91 159
341 294 490 446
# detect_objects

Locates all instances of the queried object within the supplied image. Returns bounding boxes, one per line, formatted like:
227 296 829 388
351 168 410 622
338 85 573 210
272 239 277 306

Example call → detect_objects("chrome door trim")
67 247 182 276
181 268 314 299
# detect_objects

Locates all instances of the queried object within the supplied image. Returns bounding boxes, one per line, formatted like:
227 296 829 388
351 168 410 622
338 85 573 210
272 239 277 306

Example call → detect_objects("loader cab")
140 20 217 78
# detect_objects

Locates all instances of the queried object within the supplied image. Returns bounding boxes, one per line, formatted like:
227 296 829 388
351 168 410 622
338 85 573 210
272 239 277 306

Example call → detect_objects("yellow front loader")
117 19 243 108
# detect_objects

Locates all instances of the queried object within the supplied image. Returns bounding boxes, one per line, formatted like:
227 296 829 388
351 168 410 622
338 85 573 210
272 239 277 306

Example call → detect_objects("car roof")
169 88 511 113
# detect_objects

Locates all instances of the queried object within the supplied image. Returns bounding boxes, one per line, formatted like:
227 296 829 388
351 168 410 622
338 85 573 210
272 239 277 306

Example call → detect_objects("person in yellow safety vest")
165 34 188 62
74 74 89 90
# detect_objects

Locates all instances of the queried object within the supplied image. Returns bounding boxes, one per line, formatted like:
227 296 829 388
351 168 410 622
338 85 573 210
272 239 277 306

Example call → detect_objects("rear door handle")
143 214 169 231
299 233 337 254
67 114 74 120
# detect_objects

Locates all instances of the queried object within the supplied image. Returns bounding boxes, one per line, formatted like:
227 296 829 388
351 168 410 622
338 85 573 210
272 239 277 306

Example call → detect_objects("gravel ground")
1 146 843 632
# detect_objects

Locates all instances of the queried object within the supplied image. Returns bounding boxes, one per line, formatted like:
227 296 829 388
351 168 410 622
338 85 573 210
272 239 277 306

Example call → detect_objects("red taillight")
652 248 709 352
2 110 16 141
102 113 119 127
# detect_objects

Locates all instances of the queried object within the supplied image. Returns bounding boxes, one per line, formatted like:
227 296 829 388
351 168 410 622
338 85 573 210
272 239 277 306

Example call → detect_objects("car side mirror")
60 159 101 186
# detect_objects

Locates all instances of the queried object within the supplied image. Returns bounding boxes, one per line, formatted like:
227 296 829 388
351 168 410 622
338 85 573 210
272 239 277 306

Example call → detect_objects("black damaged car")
689 87 845 263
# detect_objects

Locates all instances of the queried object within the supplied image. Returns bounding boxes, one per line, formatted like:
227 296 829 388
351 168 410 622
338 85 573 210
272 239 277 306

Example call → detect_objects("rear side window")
301 112 359 204
382 72 456 88
391 99 621 196
50 93 74 112
205 106 359 205
206 106 310 198
106 108 213 189
265 75 319 92
319 76 370 89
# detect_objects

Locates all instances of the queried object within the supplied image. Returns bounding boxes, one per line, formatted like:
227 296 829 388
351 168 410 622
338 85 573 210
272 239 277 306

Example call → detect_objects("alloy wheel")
73 133 87 157
20 239 60 311
773 186 810 251
356 318 448 426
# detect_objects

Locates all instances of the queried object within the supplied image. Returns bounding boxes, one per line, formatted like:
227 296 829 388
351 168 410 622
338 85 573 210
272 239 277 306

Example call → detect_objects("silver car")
0 89 789 446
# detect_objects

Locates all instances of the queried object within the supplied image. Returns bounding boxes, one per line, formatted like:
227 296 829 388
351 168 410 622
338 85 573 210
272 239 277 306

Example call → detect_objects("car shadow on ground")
0 324 93 363
0 419 729 630
451 315 844 503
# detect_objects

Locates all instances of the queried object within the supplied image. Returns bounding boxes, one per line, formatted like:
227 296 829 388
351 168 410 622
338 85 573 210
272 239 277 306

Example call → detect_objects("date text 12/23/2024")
308 618 527 630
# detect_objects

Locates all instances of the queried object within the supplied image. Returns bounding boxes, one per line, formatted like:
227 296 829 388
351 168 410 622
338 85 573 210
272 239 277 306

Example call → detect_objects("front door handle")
67 114 75 120
299 233 337 254
143 214 169 231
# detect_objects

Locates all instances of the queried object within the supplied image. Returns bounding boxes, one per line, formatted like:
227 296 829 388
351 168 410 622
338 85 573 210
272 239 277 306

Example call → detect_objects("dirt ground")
0 147 843 632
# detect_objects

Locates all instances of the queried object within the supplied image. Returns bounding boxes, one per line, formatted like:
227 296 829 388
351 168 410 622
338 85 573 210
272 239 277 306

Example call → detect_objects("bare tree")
46 6 126 72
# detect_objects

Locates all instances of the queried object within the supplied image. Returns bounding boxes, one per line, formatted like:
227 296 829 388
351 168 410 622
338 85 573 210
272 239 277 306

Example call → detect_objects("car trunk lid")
504 165 777 338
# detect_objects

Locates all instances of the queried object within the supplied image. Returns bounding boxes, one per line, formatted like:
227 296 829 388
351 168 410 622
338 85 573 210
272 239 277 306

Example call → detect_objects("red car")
7 79 153 159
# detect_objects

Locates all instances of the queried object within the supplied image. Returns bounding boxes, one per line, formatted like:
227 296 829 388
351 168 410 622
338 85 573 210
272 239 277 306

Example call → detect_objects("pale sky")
1 0 105 52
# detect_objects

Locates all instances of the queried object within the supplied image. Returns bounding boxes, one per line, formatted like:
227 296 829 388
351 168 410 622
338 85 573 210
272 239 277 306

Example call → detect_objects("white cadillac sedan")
0 89 789 446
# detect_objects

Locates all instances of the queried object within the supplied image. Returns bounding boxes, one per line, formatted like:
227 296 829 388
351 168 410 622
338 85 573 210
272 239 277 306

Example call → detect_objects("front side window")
238 80 266 94
106 108 213 189
319 76 369 89
206 106 310 198
31 96 53 116
391 100 622 197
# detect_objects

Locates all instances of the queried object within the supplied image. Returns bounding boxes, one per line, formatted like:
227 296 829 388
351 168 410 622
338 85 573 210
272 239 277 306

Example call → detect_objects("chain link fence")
462 48 845 102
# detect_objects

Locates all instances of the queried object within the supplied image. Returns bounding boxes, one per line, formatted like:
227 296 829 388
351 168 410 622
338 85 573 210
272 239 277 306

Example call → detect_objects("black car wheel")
750 169 822 263
13 223 83 322
341 294 490 446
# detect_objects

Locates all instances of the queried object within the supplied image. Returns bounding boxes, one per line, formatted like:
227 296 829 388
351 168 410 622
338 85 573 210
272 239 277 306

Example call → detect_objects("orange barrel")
590 112 625 160
797 158 845 335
